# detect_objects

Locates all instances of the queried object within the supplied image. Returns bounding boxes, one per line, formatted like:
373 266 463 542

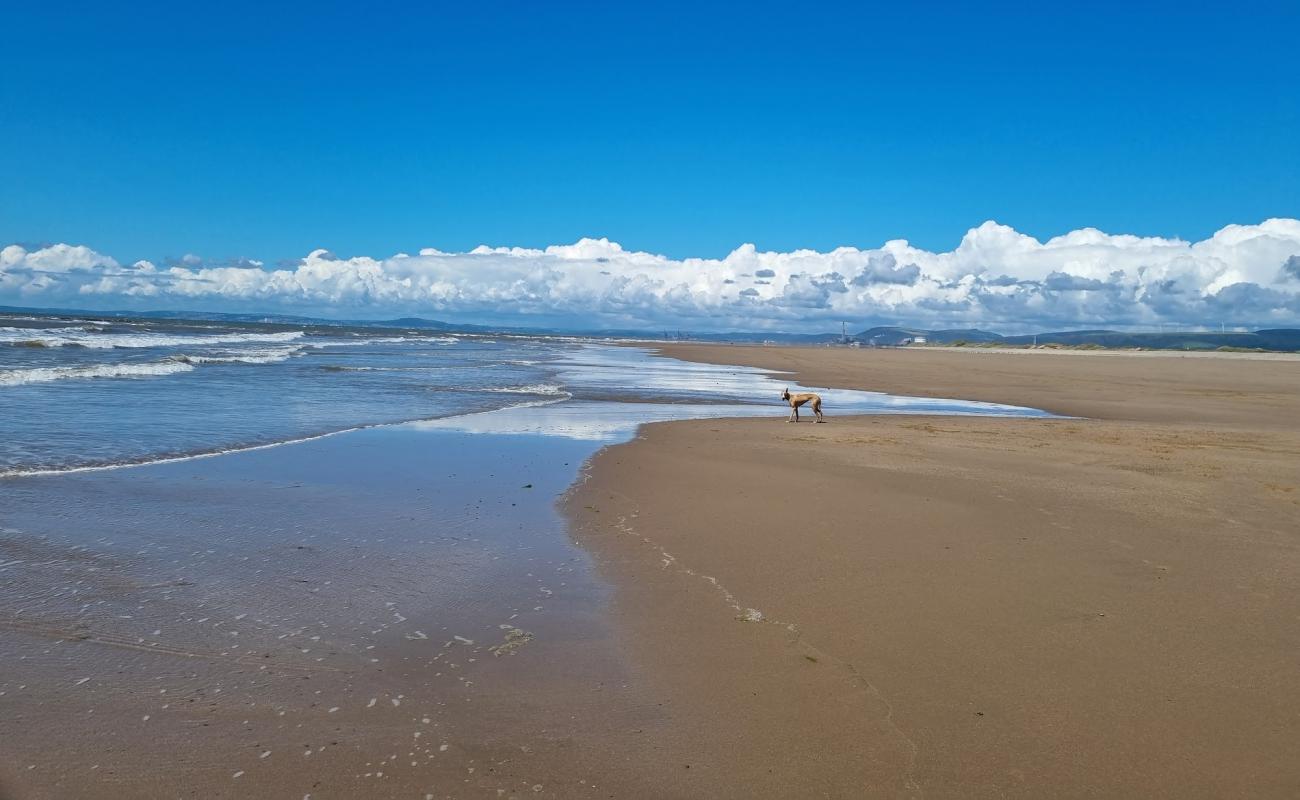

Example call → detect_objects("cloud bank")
4 219 1300 332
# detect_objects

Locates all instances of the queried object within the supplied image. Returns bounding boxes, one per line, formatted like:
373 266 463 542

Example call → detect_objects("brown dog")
781 387 824 422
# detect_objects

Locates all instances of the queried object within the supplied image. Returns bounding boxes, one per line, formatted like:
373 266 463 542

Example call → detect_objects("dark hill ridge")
1 305 1297 352
855 326 1300 351
998 329 1300 351
856 327 1003 345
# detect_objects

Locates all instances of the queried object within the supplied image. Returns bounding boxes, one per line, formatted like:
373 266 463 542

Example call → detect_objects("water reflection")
418 360 1056 445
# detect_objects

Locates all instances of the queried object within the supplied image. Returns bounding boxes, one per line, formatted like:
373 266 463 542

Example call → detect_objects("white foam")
304 335 456 348
0 395 571 479
0 360 195 386
483 384 569 396
0 327 305 349
173 346 305 365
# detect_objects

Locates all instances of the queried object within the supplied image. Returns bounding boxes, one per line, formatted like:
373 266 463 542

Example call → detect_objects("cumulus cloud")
1280 255 1300 283
3 219 1300 331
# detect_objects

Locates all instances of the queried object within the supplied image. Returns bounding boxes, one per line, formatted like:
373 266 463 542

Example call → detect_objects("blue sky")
3 2 1299 330
6 0 1298 262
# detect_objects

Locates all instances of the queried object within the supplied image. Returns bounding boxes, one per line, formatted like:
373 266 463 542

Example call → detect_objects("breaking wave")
0 327 306 349
172 346 305 365
0 360 196 386
483 384 569 396
304 336 457 348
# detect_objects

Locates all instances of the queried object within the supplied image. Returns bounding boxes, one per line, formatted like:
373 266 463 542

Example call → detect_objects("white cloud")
3 220 1300 331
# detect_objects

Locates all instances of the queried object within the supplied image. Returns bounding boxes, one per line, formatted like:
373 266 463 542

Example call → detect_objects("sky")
3 1 1299 331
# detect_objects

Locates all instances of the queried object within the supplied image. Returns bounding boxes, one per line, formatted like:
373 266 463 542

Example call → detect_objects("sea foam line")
0 396 571 479
483 383 569 396
0 328 306 349
0 360 195 386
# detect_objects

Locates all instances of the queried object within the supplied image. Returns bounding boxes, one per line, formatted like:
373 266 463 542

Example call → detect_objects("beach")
567 344 1300 798
2 341 1297 798
0 334 1045 799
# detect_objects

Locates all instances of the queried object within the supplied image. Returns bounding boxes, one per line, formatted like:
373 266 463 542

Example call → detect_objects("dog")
781 387 824 422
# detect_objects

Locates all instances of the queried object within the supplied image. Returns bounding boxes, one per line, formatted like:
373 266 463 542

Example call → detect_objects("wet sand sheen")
567 344 1300 798
0 423 662 798
0 347 1063 798
0 382 1043 799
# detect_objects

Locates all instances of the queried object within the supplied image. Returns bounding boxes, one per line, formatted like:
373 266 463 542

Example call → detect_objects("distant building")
912 336 928 345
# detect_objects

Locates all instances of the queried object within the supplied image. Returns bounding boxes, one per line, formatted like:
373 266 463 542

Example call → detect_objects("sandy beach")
2 343 1297 798
568 344 1300 798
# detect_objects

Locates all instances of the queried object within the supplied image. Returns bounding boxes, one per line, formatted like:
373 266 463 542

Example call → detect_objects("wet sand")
6 385 1027 800
4 345 1297 798
0 422 660 799
568 345 1300 798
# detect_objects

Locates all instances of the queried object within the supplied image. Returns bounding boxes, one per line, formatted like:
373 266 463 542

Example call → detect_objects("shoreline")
1 420 643 798
0 348 1045 799
645 342 1300 425
4 342 1297 796
566 344 1300 797
907 344 1300 360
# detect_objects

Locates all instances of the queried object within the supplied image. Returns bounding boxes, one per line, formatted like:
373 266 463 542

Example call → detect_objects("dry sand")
567 345 1300 798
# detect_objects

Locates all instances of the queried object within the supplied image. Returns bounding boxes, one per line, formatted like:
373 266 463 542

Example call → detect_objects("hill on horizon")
2 305 1297 352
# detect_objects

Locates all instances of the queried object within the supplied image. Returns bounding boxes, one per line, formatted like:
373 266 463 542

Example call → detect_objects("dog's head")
781 388 791 401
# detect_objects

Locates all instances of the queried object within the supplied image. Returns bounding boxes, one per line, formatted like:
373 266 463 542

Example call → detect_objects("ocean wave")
0 328 306 349
304 335 457 348
318 362 495 372
0 360 195 386
483 383 570 396
172 346 305 365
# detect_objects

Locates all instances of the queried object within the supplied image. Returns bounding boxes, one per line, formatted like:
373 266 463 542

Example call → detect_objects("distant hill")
853 326 1300 352
126 310 502 333
0 306 503 334
856 327 1003 345
2 304 1297 352
999 329 1300 351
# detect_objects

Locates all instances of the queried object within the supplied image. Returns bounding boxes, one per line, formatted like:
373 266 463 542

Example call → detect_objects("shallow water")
1 431 621 796
1 311 1052 477
0 335 1056 796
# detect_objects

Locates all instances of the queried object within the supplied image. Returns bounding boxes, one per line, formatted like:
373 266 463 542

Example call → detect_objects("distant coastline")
5 306 1298 354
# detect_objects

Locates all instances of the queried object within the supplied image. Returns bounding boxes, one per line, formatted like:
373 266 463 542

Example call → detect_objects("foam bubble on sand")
489 628 534 656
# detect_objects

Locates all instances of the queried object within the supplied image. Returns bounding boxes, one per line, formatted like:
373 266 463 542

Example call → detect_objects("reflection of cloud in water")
414 394 1055 444
415 347 1054 443
412 402 772 442
554 347 789 401
551 345 1055 419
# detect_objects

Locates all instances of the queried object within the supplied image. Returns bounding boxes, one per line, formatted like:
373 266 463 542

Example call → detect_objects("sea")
0 312 1053 477
1 310 1062 795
